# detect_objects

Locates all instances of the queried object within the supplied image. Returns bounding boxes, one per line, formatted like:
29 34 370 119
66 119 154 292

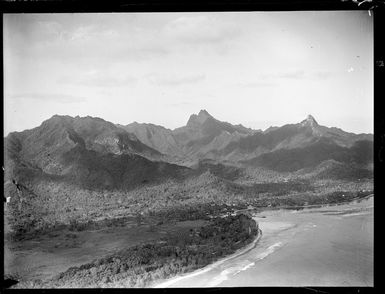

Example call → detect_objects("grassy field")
4 165 372 288
9 215 257 288
4 216 207 284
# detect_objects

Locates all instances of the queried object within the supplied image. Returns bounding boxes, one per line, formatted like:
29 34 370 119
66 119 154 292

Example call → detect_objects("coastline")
151 195 373 288
249 193 374 213
7 194 372 288
152 225 262 288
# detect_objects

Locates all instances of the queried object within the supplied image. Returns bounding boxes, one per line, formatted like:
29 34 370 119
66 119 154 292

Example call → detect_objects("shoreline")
248 193 374 214
6 195 372 288
151 195 373 288
152 226 262 288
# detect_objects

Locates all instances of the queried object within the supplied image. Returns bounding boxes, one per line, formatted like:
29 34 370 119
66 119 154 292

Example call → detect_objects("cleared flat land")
4 196 373 287
4 217 207 283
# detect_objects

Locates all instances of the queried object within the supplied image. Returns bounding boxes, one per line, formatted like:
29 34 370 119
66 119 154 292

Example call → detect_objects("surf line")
207 240 285 287
152 227 263 288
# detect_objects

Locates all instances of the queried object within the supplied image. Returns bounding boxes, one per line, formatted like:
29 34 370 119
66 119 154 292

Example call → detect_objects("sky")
3 11 373 135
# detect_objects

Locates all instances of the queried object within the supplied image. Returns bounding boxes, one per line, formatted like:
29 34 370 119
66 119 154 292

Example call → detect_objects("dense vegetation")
18 214 259 288
245 139 373 172
4 114 374 289
5 168 373 241
195 159 244 181
4 113 373 241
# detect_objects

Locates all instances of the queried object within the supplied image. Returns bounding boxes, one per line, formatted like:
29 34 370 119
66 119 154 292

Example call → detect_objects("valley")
3 110 373 288
4 8 376 288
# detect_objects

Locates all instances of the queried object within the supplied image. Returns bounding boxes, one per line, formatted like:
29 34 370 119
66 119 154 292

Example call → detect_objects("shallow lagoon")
158 196 373 287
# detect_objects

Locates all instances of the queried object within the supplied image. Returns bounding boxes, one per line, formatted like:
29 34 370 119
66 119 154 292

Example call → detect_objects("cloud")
7 16 169 66
257 70 332 80
257 70 305 80
163 15 240 44
36 20 65 41
146 73 206 86
166 101 195 108
237 81 276 88
235 70 331 88
69 25 96 41
32 41 170 68
278 70 305 79
59 72 137 88
35 20 119 42
9 93 87 103
347 67 355 73
310 71 333 79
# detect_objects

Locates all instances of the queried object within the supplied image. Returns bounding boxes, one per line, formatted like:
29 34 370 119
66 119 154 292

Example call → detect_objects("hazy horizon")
4 11 373 136
2 110 374 136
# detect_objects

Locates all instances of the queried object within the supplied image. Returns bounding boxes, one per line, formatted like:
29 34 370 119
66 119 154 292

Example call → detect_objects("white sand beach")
153 196 373 287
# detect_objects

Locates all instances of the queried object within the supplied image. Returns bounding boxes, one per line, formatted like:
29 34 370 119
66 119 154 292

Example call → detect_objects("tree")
135 213 143 226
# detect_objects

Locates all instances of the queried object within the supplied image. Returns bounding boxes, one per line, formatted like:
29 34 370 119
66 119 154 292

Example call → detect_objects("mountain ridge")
5 111 373 180
4 110 373 242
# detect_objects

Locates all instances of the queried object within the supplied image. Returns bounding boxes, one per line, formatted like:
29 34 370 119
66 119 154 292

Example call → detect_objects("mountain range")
118 110 372 168
4 110 373 191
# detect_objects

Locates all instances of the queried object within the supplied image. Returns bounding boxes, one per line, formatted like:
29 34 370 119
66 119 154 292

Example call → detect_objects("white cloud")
70 25 95 40
239 82 276 88
256 70 332 80
166 101 196 109
163 15 240 44
9 93 87 103
36 20 64 39
35 20 119 42
146 73 206 86
59 71 137 88
3 12 373 134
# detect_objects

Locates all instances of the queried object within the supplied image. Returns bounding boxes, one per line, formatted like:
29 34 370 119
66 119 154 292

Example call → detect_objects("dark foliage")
246 138 373 172
34 215 259 288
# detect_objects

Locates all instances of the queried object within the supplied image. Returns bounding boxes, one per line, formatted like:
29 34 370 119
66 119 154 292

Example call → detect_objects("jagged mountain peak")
39 114 74 130
9 114 164 165
46 114 73 122
43 114 110 126
187 109 214 126
301 114 318 127
198 109 211 117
